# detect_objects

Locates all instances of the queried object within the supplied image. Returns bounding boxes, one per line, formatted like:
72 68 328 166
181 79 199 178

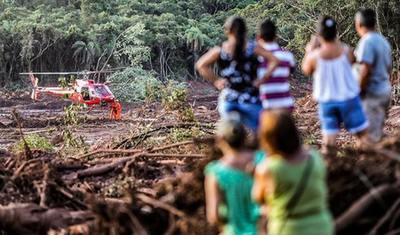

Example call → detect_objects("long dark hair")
225 16 247 68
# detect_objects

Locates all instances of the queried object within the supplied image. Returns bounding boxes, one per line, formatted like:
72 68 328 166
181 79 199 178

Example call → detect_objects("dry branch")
115 123 214 149
77 148 143 159
368 198 400 235
0 204 93 235
11 108 32 159
136 193 187 218
76 140 194 159
335 184 400 232
73 153 206 179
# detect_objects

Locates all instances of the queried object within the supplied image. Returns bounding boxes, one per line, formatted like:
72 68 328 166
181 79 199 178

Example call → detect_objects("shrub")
14 134 54 152
107 67 162 103
107 67 187 104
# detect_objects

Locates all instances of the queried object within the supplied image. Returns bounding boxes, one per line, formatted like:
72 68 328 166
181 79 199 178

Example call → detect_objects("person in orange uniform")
110 100 121 120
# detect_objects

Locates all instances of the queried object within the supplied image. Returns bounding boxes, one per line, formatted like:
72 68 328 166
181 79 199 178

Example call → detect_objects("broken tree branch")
76 140 194 159
136 194 186 218
73 153 206 179
335 184 400 232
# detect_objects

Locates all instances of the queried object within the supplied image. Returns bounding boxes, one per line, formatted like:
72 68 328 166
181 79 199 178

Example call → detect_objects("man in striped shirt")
255 20 296 111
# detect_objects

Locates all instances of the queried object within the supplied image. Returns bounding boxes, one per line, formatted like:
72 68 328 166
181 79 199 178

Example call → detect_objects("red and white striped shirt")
258 42 295 110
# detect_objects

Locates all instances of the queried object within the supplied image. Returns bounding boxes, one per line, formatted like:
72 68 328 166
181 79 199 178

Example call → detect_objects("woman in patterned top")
196 16 280 132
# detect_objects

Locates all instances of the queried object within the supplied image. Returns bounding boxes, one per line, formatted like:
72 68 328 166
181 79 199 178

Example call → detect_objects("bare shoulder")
207 46 221 55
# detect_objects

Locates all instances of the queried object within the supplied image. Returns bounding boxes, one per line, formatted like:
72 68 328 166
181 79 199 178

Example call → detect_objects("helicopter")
19 71 121 120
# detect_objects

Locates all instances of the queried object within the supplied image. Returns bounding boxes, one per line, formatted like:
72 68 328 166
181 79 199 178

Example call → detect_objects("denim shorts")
318 96 369 135
218 100 263 131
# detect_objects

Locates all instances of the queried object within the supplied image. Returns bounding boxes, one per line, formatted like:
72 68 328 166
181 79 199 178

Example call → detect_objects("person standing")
301 16 371 156
253 110 334 235
255 20 296 112
204 114 264 235
355 8 392 142
196 16 279 132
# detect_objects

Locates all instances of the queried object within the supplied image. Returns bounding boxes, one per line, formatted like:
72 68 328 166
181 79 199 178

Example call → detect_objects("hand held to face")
306 35 320 53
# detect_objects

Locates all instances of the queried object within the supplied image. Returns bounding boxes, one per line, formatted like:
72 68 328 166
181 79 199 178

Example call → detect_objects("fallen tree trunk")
0 203 93 235
335 184 400 232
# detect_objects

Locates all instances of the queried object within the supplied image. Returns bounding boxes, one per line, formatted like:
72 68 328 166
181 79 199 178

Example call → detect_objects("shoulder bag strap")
277 154 314 235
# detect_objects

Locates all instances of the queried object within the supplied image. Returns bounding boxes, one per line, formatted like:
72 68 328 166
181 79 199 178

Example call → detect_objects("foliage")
63 103 86 125
62 129 87 149
108 67 187 104
62 103 88 150
107 67 162 103
1 0 400 88
14 134 54 152
239 0 400 71
58 76 76 89
162 83 196 122
162 84 188 110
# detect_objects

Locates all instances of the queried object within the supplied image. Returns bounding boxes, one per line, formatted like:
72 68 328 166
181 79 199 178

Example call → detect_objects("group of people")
196 8 392 235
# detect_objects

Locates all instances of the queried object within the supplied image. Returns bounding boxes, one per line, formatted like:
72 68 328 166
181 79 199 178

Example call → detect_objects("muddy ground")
0 80 400 235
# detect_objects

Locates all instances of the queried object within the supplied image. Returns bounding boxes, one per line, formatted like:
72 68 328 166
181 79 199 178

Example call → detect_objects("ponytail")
225 16 247 68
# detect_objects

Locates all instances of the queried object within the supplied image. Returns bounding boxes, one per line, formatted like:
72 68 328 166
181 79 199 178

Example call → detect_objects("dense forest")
1 0 400 94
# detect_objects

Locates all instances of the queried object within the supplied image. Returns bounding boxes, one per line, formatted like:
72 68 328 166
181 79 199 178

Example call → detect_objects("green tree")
185 26 207 76
71 41 97 70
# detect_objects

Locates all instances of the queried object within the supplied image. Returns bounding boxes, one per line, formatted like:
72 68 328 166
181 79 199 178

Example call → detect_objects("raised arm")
302 36 319 76
196 47 226 89
204 174 222 225
254 44 280 86
301 51 317 76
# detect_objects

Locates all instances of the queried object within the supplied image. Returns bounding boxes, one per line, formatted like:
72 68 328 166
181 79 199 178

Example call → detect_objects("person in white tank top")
301 16 372 157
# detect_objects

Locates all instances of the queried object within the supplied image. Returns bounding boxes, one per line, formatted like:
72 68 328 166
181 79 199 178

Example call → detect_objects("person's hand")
214 79 227 90
306 35 319 53
253 79 265 88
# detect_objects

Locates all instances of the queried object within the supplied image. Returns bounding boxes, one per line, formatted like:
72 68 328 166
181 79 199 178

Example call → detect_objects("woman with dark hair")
196 16 279 132
253 110 334 235
204 113 264 235
301 16 371 157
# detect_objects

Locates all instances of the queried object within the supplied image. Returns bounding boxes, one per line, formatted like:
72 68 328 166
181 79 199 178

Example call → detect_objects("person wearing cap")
204 113 264 235
354 8 392 142
301 16 371 157
253 110 334 235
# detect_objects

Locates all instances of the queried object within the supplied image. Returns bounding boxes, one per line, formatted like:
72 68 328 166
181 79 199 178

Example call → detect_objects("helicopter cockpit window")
81 87 90 101
94 86 109 95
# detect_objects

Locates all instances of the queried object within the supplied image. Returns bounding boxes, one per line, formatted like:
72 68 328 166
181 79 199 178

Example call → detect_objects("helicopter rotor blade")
20 72 80 75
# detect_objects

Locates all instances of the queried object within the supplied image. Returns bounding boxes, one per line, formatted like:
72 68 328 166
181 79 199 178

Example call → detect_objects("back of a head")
356 8 376 29
259 110 300 157
317 16 337 42
217 112 246 150
259 19 276 42
225 16 247 62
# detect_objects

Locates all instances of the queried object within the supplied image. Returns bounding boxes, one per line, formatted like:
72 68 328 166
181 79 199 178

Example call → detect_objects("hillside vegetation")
1 0 399 88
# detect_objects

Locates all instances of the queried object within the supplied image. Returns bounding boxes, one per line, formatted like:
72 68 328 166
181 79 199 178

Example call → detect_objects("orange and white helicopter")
20 71 121 120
